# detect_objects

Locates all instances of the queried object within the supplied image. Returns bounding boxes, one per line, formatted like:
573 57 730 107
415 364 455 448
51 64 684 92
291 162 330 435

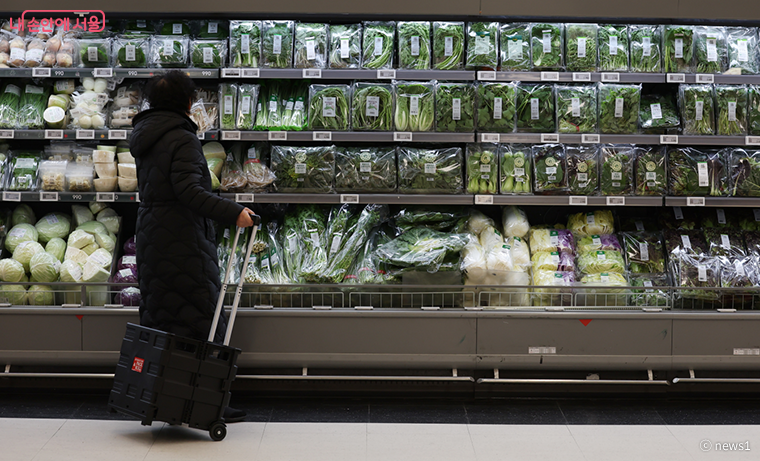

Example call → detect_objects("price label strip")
303 69 322 79
581 134 600 144
687 197 706 207
569 196 588 206
268 131 288 141
96 192 116 202
235 193 254 203
477 71 496 81
474 195 494 205
2 191 21 202
340 194 360 204
221 68 241 78
572 72 591 82
541 133 559 143
76 130 95 140
40 192 59 202
480 133 500 143
242 69 260 78
606 196 626 206
313 131 332 141
393 132 413 142
377 70 396 79
221 131 241 141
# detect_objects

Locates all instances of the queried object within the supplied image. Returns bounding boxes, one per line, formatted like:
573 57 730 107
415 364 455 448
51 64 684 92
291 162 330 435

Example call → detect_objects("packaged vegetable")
532 144 567 193
229 20 261 68
577 234 623 253
262 20 294 68
577 272 629 307
6 223 39 253
694 26 727 74
218 83 237 130
394 81 435 132
623 231 666 274
676 254 720 304
516 83 555 133
39 160 67 191
532 270 574 307
294 23 328 69
663 25 695 73
726 27 759 75
374 226 468 273
158 21 190 36
466 22 498 70
598 25 629 72
719 256 759 309
190 39 226 68
502 205 530 239
241 144 276 193
500 144 532 195
329 24 361 69
564 23 597 72
679 84 716 135
435 83 476 132
567 210 615 236
398 21 431 70
639 93 679 134
433 21 465 70
466 143 498 194
728 148 760 197
235 84 259 130
254 80 309 131
598 83 642 134
112 36 148 68
198 20 227 39
701 207 739 229
8 152 39 191
66 162 94 192
270 145 335 193
54 38 77 68
24 38 45 67
715 84 748 135
475 82 515 133
531 23 563 70
630 274 670 307
529 228 574 254
668 147 728 196
220 152 247 193
151 35 189 68
750 85 760 135
703 228 746 258
532 251 575 272
308 84 350 131
0 83 21 128
361 21 395 69
556 84 597 133
566 144 599 195
17 84 48 129
77 38 110 67
634 146 667 196
576 250 626 274
352 82 394 131
397 146 463 194
499 23 531 71
599 144 635 196
335 146 396 193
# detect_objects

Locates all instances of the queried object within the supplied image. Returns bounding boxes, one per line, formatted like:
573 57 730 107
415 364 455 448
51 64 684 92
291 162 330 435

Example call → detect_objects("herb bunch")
679 84 716 135
466 22 499 70
630 25 662 72
531 23 563 70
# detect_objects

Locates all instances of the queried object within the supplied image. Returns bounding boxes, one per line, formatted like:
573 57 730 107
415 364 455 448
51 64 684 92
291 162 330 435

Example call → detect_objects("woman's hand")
236 207 256 228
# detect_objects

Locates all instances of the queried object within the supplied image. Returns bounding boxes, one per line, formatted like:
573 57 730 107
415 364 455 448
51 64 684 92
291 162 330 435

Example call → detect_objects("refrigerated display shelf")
480 71 760 85
665 196 760 207
0 129 131 141
497 133 760 146
221 68 476 80
220 131 475 143
113 68 220 79
0 191 139 203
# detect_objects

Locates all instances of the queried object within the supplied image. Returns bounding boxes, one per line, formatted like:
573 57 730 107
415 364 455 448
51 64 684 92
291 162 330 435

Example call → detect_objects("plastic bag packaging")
352 82 394 131
577 234 623 254
500 144 532 195
577 272 629 307
229 20 262 68
38 160 67 191
151 35 189 68
198 20 228 39
701 207 739 229
7 152 40 191
667 147 728 196
335 146 397 193
395 81 435 132
529 228 574 254
0 83 21 128
531 23 563 70
665 229 709 282
24 38 45 67
397 146 463 194
715 84 748 135
308 84 350 131
623 231 666 274
676 254 720 304
54 38 77 68
639 93 679 134
66 162 93 192
629 24 662 73
158 20 192 36
501 205 530 239
262 20 294 68
432 21 465 70
719 256 759 308
566 144 599 195
749 85 760 135
462 240 487 275
190 39 226 68
499 23 531 71
532 270 574 307
564 23 597 72
599 144 635 196
466 22 498 70
235 84 259 130
466 143 498 194
507 236 531 271
567 210 615 236
397 21 431 70
242 144 275 193
729 148 760 197
17 84 48 129
532 144 567 194
112 35 149 68
435 83 476 132
68 87 108 130
476 82 516 133
122 19 157 35
576 250 626 274
694 26 727 74
466 210 495 236
532 251 574 272
630 274 670 307
270 145 335 193
220 152 247 193
77 38 110 67
598 83 642 134
294 23 328 69
516 83 555 133
189 98 213 134
679 84 715 135
703 228 746 258
218 83 237 130
598 25 629 72
726 27 759 75
663 25 695 73
634 146 667 196
329 24 361 69
556 84 597 133
361 21 395 69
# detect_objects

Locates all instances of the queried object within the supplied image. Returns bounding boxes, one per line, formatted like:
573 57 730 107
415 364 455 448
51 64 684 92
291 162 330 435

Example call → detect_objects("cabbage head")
45 238 66 262
72 205 94 227
30 252 60 283
5 223 39 253
11 204 36 226
59 260 83 282
94 232 115 252
88 201 108 215
35 212 71 243
82 243 99 255
96 208 120 234
67 229 95 249
12 240 45 272
0 258 26 282
27 285 54 305
0 284 26 304
77 221 108 237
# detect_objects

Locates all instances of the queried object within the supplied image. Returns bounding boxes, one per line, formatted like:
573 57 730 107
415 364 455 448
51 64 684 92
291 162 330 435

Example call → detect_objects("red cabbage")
117 255 137 272
116 287 141 306
113 267 137 284
123 236 136 255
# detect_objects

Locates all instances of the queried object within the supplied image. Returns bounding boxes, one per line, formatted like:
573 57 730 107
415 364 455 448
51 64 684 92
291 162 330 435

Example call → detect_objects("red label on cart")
131 357 144 373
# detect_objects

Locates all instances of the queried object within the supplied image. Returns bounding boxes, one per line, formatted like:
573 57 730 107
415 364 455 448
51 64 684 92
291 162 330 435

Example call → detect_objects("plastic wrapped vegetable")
720 256 759 309
502 206 530 239
113 36 149 68
8 152 39 191
556 84 597 133
397 146 463 194
599 144 635 196
262 20 294 68
476 82 515 133
254 80 308 131
235 84 259 130
218 83 237 130
362 21 395 69
435 83 476 133
577 250 626 274
308 84 350 131
190 40 226 68
630 274 670 307
294 23 328 69
598 83 642 134
466 143 498 194
242 144 275 193
78 38 110 67
151 36 189 68
676 254 720 304
433 21 465 70
577 234 623 253
577 272 630 307
159 21 190 36
634 146 667 196
17 84 48 130
529 228 574 254
335 146 396 193
726 27 759 75
0 83 21 128
564 23 597 72
515 83 555 133
394 81 435 132
532 144 566 193
566 144 599 195
197 20 227 39
663 25 694 73
668 147 728 196
567 210 615 237
694 26 727 74
630 24 663 73
623 232 666 274
750 85 760 136
54 38 77 68
352 82 393 131
532 270 574 307
531 23 563 70
729 148 760 197
500 144 532 195
397 21 431 70
329 24 361 69
532 251 575 272
703 228 746 259
499 23 531 71
702 207 739 229
229 20 261 68
270 145 335 193
220 152 247 193
679 84 715 135
598 25 629 72
639 94 679 134
466 22 498 70
374 226 469 272
715 84 748 136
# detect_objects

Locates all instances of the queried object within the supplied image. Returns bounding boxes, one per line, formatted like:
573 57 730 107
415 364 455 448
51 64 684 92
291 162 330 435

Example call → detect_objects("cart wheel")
210 422 227 441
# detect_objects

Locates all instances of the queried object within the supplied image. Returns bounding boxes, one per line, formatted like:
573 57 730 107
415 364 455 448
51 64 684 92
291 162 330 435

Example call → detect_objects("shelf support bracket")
302 367 308 377
452 368 458 377
648 369 654 381
493 368 499 379
4 364 9 374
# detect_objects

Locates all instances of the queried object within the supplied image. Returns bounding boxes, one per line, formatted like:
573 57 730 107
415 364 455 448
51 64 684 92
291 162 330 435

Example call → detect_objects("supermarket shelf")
665 196 760 208
496 133 758 146
221 131 475 143
488 71 669 83
222 193 475 205
0 129 132 141
0 68 101 78
492 195 664 207
1 192 139 203
114 68 219 79
223 68 476 80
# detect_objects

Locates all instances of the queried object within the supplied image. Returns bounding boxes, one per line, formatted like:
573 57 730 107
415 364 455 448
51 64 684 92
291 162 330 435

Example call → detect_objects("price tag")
660 135 679 144
109 130 127 140
76 130 94 140
667 73 686 83
221 68 241 78
313 131 332 141
221 131 241 141
601 72 620 82
477 71 496 81
581 134 600 144
40 192 59 202
93 68 113 78
135 193 140 203
377 69 396 79
32 68 51 77
45 130 63 139
572 72 591 82
480 133 500 143
474 195 494 205
606 196 626 206
746 136 760 146
268 131 288 141
242 68 260 78
0 130 13 139
687 197 706 207
235 193 254 203
540 72 559 81
541 133 559 143
340 194 359 204
303 69 322 79
2 192 21 202
569 196 588 206
96 192 116 202
696 74 714 84
198 132 205 140
393 132 413 142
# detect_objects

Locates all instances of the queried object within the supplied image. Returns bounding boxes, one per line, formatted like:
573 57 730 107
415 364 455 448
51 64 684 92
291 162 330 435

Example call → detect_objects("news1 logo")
7 10 106 34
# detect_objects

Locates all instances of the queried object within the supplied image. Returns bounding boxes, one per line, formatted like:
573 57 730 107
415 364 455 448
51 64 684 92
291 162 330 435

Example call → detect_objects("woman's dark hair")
145 70 196 113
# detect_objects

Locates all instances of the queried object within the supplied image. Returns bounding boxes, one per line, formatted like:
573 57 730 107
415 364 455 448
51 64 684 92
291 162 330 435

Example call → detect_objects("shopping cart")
108 215 261 441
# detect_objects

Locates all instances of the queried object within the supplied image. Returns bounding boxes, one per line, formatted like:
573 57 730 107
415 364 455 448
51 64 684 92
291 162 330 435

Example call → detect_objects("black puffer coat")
130 109 243 343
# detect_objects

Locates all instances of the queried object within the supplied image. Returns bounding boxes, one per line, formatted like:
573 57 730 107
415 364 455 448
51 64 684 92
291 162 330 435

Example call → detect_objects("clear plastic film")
270 145 336 193
567 210 615 236
190 39 227 68
667 147 728 196
397 146 463 194
694 26 727 74
622 231 666 274
629 24 662 73
361 21 395 69
466 22 498 70
728 148 760 197
112 35 149 68
77 38 111 67
351 82 393 131
229 21 262 68
530 23 564 70
476 82 516 133
598 83 642 134
663 25 694 73
576 233 622 253
715 84 749 135
308 84 351 131
726 27 759 75
634 146 667 196
465 143 498 194
262 20 294 68
218 83 237 130
556 84 597 133
398 21 431 70
528 228 574 254
749 85 760 135
294 23 328 69
432 21 465 70
500 144 532 195
335 146 396 193
435 83 476 133
598 24 629 72
235 84 259 130
395 80 435 132
564 23 597 72
566 144 599 195
531 143 567 193
599 144 636 196
639 93 680 134
151 35 189 68
329 24 361 69
679 84 715 135
516 83 555 133
499 23 531 71
630 274 670 307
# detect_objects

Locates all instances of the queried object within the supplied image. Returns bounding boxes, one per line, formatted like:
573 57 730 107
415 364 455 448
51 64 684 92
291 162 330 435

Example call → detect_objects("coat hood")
129 109 198 159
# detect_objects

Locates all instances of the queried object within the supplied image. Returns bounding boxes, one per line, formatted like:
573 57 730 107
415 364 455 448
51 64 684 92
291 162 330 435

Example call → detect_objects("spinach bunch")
499 23 531 71
694 26 727 74
726 27 760 75
466 22 499 70
466 143 499 194
639 94 680 134
397 147 464 194
565 23 597 72
532 144 567 193
308 84 351 131
750 85 760 135
335 147 397 193
598 25 629 72
715 84 749 135
476 82 516 133
270 145 336 193
663 25 694 73
262 20 294 68
679 84 716 135
630 25 662 73
362 21 395 69
531 23 563 70
398 21 431 70
599 144 635 196
668 147 728 196
432 22 465 70
500 144 532 194
236 84 260 130
352 83 394 131
515 83 555 133
728 148 760 197
329 24 362 69
219 83 237 130
294 23 328 69
435 83 476 132
556 85 597 133
230 20 262 68
394 81 435 132
598 83 641 134
634 146 667 196
566 144 599 195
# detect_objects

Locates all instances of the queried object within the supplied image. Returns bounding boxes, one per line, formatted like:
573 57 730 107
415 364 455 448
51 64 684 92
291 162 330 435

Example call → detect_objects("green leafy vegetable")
0 83 21 129
728 148 760 197
638 93 679 134
230 20 262 68
694 26 727 74
466 22 498 70
198 20 228 39
466 144 498 194
750 85 760 135
308 84 350 131
679 84 716 135
598 25 629 72
435 83 476 133
630 274 670 306
515 83 555 133
630 24 663 73
375 226 469 272
329 24 361 69
236 84 259 130
566 144 598 195
362 21 395 69
394 81 435 132
113 36 148 68
715 84 749 135
634 146 667 196
78 39 110 67
218 83 237 130
398 21 431 69
262 20 294 68
352 83 394 131
531 23 563 70
599 144 634 196
17 85 48 130
499 23 531 71
532 144 567 193
726 27 759 75
8 152 40 191
160 21 190 35
668 147 728 196
565 23 597 72
500 144 532 194
320 204 387 283
294 23 328 69
476 82 516 133
152 36 188 67
398 147 463 194
255 80 309 131
598 83 641 134
663 25 694 73
556 85 597 133
433 22 465 70
270 145 335 193
335 146 397 193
